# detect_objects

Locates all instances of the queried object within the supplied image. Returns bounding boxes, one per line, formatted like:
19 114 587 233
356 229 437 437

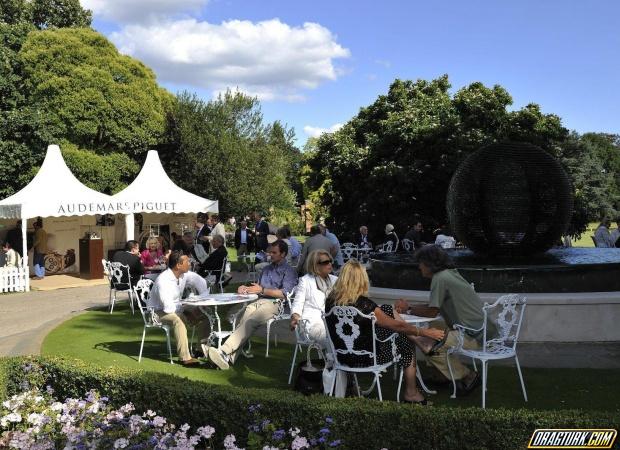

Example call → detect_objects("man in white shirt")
208 214 227 253
148 251 209 366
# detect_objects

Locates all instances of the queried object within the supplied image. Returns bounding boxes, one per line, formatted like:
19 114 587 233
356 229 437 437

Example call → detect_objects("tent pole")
125 214 134 241
22 218 29 292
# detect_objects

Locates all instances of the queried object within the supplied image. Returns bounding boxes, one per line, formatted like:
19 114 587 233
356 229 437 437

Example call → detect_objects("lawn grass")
41 301 620 413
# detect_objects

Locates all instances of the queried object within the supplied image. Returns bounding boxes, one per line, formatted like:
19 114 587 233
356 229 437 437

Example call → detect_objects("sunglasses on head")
318 259 333 265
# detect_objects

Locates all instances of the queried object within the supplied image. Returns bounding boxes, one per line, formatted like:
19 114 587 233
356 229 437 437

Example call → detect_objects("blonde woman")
290 250 338 346
325 260 444 404
140 237 165 273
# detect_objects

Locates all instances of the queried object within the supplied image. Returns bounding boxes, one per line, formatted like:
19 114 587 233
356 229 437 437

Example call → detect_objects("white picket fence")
0 266 28 293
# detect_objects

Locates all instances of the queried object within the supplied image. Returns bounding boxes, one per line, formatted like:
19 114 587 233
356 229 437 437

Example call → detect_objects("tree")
161 91 298 218
304 75 572 237
0 0 91 28
19 28 172 154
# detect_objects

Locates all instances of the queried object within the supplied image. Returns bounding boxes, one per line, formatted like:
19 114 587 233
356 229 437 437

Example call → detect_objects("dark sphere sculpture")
447 141 574 257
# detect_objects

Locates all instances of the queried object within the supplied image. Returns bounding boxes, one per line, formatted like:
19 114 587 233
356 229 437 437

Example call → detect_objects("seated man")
395 245 494 394
147 251 209 366
204 239 297 370
2 241 21 267
198 234 228 283
111 240 145 287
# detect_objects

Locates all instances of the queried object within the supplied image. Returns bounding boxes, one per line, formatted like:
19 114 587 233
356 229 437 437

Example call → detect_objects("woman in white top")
290 249 337 347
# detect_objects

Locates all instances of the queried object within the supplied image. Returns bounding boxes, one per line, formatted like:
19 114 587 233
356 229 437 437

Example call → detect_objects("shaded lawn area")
41 302 620 413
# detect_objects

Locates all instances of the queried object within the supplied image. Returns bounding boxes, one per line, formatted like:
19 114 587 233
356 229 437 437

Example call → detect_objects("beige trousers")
426 329 480 380
221 299 278 363
158 307 208 361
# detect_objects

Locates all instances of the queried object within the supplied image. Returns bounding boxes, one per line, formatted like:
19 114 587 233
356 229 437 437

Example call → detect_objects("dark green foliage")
2 356 619 450
161 91 298 218
303 75 617 238
0 0 91 29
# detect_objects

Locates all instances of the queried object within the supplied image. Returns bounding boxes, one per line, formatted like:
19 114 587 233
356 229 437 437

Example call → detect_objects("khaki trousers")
158 307 208 361
221 299 278 363
426 329 480 380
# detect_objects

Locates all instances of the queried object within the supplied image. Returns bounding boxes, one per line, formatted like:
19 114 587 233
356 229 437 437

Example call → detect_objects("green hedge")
1 356 619 450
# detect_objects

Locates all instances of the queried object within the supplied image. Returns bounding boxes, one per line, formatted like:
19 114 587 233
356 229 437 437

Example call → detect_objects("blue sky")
84 0 620 146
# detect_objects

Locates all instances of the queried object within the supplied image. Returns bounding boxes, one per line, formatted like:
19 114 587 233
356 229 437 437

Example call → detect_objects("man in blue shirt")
204 240 297 370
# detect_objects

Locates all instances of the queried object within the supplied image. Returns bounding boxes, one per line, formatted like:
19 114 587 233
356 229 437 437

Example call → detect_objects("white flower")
180 423 190 432
263 447 279 450
50 402 63 412
145 409 157 417
224 434 243 450
197 425 215 439
289 427 300 437
119 403 135 414
114 437 129 448
291 435 309 450
27 413 45 426
152 416 167 428
33 396 45 404
4 412 22 423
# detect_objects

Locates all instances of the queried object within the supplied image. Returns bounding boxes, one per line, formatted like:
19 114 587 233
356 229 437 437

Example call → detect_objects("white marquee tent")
111 150 218 240
0 144 114 291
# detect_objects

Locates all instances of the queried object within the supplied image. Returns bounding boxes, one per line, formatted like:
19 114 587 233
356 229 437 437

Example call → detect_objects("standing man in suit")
195 213 211 253
111 240 145 287
253 212 270 253
234 220 255 256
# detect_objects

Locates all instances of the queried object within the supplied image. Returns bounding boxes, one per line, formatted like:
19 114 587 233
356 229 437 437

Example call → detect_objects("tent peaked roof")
112 150 218 214
0 145 113 219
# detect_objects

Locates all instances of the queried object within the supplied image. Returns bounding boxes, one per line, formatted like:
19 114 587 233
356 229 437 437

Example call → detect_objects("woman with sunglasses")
325 260 445 404
290 250 337 347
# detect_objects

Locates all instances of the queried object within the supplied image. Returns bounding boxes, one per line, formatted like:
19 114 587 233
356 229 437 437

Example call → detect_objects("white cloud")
110 18 350 102
303 123 343 138
81 0 208 24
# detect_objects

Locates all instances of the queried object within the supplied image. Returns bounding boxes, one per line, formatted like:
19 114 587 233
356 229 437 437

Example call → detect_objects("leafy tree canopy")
161 91 298 219
19 27 172 153
0 0 91 28
302 75 598 239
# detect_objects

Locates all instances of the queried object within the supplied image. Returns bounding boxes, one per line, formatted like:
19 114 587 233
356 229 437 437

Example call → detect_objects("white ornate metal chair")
323 306 401 401
265 291 294 357
107 261 136 314
447 294 528 408
340 243 358 262
400 239 414 252
133 278 174 364
380 241 396 253
288 318 323 384
204 256 228 294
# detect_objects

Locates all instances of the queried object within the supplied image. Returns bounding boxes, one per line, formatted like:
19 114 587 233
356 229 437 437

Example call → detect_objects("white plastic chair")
323 306 401 401
340 243 358 262
401 239 414 252
447 294 528 408
265 291 294 357
107 261 136 314
133 279 174 364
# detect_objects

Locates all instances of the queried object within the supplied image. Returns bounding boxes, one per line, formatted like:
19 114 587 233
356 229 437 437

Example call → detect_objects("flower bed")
1 356 619 450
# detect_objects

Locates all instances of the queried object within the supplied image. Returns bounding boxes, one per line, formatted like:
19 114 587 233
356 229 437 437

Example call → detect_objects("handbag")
293 344 325 396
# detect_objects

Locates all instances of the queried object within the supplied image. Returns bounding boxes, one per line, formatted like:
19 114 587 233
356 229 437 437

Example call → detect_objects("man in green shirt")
395 245 492 394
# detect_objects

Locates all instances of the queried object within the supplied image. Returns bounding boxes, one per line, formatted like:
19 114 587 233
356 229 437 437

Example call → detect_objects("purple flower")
325 417 333 424
329 439 342 447
272 429 286 440
320 428 330 434
261 419 271 430
318 436 327 444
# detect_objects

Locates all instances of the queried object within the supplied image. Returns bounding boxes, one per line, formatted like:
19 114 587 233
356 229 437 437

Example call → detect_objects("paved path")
0 285 110 356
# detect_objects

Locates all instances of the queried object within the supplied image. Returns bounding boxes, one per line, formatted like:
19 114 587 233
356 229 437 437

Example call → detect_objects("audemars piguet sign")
57 201 178 214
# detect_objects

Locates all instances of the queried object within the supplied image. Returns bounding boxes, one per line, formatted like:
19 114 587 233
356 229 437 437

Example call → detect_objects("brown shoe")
180 358 201 367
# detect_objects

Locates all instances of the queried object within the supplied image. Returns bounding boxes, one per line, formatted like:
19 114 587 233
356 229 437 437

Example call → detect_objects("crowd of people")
110 213 488 405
